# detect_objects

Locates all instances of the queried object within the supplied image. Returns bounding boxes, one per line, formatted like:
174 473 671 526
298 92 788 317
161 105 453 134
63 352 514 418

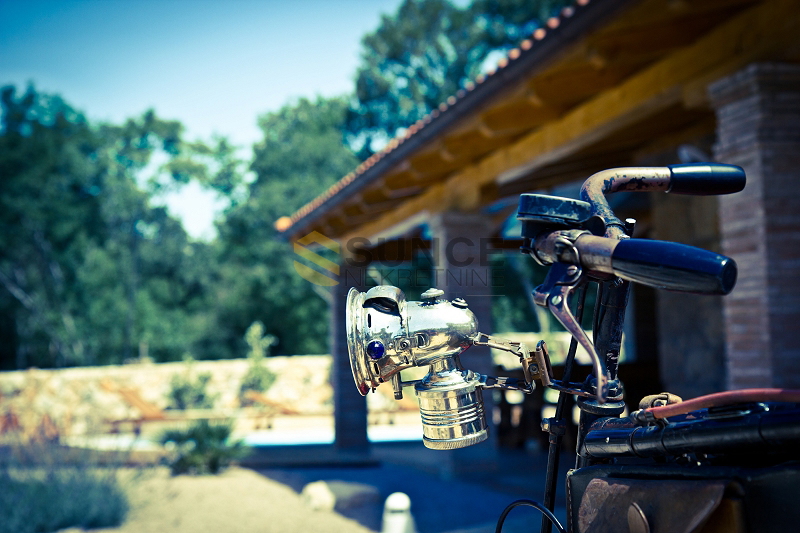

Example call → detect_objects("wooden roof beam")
359 185 424 211
498 0 799 184
596 0 756 34
340 183 426 224
385 160 423 179
405 147 462 177
631 115 716 161
380 184 424 199
340 0 798 241
479 99 564 136
342 183 446 242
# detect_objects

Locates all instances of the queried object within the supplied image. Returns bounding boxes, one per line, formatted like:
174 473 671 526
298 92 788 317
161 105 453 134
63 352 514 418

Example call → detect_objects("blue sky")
0 0 406 239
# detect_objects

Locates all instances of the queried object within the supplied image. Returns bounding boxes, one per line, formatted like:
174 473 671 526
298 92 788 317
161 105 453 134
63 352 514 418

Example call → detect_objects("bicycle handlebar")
533 233 737 295
666 163 747 195
516 164 754 533
579 164 745 238
611 238 736 294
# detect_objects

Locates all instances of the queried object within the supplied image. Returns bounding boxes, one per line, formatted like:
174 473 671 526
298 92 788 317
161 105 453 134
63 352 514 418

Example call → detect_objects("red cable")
645 388 800 419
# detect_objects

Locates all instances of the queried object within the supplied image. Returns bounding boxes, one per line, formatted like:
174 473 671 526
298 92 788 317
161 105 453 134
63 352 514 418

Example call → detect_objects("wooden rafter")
338 0 799 242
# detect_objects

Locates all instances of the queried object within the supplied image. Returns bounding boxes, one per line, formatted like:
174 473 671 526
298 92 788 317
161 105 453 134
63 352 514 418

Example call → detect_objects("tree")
0 85 232 368
211 96 359 356
346 0 571 158
0 86 105 367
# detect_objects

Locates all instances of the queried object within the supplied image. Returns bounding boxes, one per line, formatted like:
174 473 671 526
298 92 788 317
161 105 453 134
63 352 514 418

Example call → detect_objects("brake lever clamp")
533 261 611 404
472 332 542 389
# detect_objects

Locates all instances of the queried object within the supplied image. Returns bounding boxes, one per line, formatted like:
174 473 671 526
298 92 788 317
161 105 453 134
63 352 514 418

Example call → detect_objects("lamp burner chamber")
415 363 488 450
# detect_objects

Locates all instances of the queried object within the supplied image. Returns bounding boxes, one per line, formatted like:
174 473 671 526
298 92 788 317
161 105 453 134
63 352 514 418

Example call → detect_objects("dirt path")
87 467 375 533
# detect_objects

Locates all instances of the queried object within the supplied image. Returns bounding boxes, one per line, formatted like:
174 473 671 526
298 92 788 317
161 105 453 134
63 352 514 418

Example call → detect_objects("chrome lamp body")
346 285 489 449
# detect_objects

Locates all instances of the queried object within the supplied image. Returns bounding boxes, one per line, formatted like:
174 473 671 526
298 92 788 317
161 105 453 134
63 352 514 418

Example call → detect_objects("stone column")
428 212 496 374
330 260 369 451
709 63 800 389
428 212 498 475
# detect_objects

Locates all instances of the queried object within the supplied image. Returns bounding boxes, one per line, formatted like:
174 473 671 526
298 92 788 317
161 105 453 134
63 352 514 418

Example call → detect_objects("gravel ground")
86 466 374 533
258 462 562 533
256 443 570 533
59 443 569 533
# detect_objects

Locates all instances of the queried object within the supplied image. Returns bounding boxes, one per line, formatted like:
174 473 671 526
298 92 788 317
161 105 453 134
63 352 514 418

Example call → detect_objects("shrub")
159 420 248 475
0 444 128 533
239 321 277 404
167 357 218 410
239 364 276 400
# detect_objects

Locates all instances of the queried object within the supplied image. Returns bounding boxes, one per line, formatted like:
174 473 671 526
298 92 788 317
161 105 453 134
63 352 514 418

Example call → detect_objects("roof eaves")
282 0 636 240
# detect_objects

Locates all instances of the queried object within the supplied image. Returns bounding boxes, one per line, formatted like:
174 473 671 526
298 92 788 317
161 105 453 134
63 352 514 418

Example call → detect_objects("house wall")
651 194 727 397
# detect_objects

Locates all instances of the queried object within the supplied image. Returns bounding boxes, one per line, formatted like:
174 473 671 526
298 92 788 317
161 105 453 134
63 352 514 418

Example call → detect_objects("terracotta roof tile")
280 0 596 233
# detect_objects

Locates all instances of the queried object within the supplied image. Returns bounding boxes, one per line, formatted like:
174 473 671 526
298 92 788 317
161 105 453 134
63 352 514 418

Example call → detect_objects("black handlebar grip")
611 239 737 295
667 163 746 195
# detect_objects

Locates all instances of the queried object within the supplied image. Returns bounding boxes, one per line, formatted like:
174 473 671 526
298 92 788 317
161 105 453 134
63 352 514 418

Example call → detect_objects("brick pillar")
331 261 369 451
651 194 726 397
709 63 800 389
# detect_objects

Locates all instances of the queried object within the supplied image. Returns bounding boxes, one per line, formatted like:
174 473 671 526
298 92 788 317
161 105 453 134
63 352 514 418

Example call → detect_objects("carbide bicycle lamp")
346 285 534 450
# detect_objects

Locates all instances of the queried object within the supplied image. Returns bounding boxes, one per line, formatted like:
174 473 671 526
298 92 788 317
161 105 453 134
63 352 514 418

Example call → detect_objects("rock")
301 480 381 512
301 481 336 511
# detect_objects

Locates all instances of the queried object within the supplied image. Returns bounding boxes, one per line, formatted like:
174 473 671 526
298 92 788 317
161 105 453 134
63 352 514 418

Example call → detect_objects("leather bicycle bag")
566 462 800 533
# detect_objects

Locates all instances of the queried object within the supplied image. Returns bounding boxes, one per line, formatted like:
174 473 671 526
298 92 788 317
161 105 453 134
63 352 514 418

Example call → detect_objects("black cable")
495 499 566 533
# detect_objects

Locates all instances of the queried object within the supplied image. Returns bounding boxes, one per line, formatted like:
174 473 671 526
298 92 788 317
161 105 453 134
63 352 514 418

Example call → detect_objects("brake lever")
534 261 610 403
472 332 551 388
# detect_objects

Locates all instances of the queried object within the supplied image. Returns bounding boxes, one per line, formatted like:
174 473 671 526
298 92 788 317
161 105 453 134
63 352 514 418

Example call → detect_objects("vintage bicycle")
345 163 800 533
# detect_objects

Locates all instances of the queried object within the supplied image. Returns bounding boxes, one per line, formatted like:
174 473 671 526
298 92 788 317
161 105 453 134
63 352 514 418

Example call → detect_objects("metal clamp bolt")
541 417 567 435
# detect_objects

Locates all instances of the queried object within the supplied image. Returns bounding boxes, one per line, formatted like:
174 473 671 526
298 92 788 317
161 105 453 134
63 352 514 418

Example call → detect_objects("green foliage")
167 364 218 410
213 96 359 356
0 468 128 533
159 420 248 475
346 0 572 157
239 321 277 403
1 80 327 368
244 320 277 359
347 0 467 156
0 86 105 367
0 443 128 533
0 85 228 368
249 96 359 221
0 1 575 369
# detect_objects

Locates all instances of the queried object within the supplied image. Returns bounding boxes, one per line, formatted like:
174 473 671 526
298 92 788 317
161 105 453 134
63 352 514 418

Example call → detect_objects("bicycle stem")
594 278 630 383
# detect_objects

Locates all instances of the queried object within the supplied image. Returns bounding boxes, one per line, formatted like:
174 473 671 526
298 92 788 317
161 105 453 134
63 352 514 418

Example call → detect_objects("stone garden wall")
0 356 334 441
